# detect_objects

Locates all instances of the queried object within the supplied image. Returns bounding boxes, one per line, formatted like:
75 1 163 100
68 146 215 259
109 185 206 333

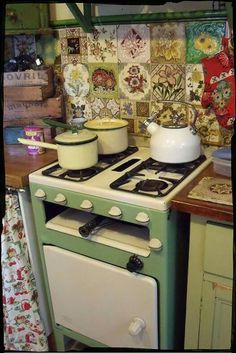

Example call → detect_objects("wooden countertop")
171 162 233 223
4 144 57 189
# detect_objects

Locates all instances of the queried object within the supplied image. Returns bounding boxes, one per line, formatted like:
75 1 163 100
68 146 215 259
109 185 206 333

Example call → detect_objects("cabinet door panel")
199 279 232 349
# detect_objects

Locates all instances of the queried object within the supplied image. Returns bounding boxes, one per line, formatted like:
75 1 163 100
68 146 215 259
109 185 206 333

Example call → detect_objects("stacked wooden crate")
3 66 65 143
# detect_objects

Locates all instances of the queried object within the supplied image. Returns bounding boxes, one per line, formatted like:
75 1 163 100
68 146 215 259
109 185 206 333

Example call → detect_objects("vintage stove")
29 146 211 350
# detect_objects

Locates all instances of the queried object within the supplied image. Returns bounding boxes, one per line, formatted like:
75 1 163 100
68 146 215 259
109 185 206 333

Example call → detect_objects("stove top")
29 147 211 211
110 155 207 197
42 146 138 182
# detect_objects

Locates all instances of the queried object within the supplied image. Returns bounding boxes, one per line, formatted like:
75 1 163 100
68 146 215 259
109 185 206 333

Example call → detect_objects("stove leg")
54 329 65 351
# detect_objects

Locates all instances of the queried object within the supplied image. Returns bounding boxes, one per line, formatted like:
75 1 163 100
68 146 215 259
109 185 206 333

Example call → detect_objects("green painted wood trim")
225 2 233 31
49 10 227 29
66 3 93 32
39 3 49 28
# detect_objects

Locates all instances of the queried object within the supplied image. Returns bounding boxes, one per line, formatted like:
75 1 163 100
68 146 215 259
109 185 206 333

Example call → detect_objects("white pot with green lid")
84 119 129 155
18 129 98 170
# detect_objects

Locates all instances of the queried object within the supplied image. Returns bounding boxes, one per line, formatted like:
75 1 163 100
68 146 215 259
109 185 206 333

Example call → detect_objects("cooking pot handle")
43 117 79 133
18 138 58 150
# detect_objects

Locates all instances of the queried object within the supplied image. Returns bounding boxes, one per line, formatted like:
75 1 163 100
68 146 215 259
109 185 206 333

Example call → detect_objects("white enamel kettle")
142 101 201 163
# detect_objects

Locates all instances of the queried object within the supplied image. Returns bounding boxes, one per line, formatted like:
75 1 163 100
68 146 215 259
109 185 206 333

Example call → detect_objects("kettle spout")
141 113 159 135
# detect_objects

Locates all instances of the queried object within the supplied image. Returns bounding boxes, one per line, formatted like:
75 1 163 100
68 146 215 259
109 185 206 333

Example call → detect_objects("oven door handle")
79 215 107 238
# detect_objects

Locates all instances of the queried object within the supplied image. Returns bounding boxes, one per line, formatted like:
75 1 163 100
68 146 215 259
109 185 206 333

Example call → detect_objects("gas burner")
135 179 168 192
41 146 139 182
66 168 97 179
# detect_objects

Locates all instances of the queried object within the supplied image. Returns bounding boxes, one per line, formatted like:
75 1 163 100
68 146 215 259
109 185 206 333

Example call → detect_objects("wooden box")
4 85 54 101
3 94 64 120
3 67 54 87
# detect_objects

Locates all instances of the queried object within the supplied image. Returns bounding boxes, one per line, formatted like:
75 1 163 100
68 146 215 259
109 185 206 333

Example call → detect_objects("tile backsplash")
58 20 233 146
4 19 234 146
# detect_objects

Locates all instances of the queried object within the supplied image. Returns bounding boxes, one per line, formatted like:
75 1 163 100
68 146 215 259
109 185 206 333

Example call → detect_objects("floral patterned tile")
150 101 188 126
151 64 185 101
185 21 225 63
135 117 149 136
88 63 119 99
120 99 136 119
185 64 204 105
194 107 222 145
63 63 90 97
90 97 120 119
59 27 87 65
87 25 117 63
150 22 186 64
117 24 150 63
65 96 92 122
119 63 151 100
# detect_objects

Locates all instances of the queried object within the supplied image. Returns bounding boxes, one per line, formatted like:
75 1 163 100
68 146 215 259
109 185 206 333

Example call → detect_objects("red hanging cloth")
201 36 235 130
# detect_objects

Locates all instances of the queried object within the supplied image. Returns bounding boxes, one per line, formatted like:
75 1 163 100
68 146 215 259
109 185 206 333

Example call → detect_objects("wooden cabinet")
185 215 233 350
5 4 49 33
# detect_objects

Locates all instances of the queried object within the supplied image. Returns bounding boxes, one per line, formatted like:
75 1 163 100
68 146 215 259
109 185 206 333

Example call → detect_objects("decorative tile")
65 96 92 122
4 36 15 61
13 35 36 57
186 21 225 63
117 24 150 63
87 25 117 63
185 64 204 105
220 126 233 146
63 63 90 97
151 64 185 101
120 100 136 119
135 117 149 136
136 101 150 117
124 118 135 134
119 63 151 100
150 101 188 126
150 23 186 64
89 63 119 99
59 27 87 65
194 107 221 145
90 97 120 119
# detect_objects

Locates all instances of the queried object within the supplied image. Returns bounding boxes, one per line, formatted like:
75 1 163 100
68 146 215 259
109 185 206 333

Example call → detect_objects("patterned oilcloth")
1 192 48 351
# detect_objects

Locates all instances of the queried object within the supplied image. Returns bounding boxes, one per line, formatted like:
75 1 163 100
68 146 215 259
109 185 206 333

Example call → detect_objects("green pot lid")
55 130 97 145
84 119 128 131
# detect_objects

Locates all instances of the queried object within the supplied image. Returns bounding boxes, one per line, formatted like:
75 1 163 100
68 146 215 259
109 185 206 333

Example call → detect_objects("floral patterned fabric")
1 192 48 351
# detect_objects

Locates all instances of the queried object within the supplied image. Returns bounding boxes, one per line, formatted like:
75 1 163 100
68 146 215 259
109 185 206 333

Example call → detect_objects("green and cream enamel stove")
29 146 210 350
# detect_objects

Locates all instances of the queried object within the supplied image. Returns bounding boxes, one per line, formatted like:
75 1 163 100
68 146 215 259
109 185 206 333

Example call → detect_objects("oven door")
43 245 158 349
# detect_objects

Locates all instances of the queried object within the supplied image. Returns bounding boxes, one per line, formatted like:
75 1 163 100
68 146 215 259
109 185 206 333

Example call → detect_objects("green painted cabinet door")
5 4 49 33
199 278 232 349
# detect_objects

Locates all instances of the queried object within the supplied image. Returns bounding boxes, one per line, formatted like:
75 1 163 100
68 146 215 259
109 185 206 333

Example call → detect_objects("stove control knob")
34 189 46 200
54 193 67 205
126 255 143 272
80 199 93 211
128 317 146 336
149 238 163 251
108 206 122 218
135 212 149 224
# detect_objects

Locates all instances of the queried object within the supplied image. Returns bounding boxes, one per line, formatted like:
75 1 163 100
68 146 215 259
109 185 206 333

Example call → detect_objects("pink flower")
21 301 31 311
158 66 176 86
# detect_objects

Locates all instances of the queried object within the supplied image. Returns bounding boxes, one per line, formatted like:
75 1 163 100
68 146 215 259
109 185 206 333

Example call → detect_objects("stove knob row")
135 212 149 224
54 193 67 205
80 199 93 211
108 206 122 218
34 189 46 200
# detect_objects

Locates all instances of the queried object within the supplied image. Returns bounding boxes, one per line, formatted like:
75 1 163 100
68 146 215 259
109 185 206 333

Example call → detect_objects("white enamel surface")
147 123 201 163
29 147 212 211
84 120 128 154
43 245 158 348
